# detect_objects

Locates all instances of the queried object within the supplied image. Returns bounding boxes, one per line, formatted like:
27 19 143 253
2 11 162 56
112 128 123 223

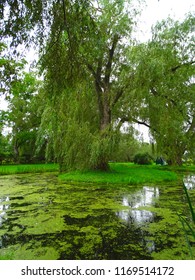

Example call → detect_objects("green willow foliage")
0 43 26 95
35 0 138 171
0 0 52 47
132 15 195 165
36 81 120 171
1 1 194 169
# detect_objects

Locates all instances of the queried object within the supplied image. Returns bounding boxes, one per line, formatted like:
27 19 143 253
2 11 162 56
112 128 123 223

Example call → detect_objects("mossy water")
0 172 195 260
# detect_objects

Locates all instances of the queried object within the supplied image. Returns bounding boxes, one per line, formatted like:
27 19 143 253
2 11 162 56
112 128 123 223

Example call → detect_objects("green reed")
178 183 195 259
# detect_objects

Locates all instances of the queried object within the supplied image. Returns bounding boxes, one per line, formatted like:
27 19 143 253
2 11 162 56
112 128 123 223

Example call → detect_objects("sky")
0 0 194 137
136 0 194 42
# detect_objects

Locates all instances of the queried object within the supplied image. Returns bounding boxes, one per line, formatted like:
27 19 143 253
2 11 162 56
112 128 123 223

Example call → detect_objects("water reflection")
0 196 10 226
117 209 154 224
117 187 159 224
183 175 195 190
122 187 159 208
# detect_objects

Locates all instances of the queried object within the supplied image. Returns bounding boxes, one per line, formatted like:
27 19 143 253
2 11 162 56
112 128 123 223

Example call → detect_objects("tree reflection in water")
116 187 160 254
116 186 159 224
183 175 195 190
0 196 9 226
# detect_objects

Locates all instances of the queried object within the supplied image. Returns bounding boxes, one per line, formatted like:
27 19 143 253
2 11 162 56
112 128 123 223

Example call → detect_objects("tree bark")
87 35 120 171
95 95 111 171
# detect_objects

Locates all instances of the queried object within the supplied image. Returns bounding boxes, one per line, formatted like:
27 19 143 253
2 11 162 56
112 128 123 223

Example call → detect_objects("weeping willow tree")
131 15 195 165
1 0 143 171
35 0 142 171
3 1 194 168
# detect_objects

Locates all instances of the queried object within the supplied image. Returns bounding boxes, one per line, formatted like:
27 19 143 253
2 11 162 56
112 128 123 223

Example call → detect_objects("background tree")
6 71 44 163
0 115 12 164
130 15 195 165
0 42 25 96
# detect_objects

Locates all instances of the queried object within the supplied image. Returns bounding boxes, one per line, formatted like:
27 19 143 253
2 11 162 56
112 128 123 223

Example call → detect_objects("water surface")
0 173 195 259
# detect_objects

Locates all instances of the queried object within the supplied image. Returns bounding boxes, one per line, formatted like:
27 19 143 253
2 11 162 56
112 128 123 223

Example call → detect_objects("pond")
0 173 195 260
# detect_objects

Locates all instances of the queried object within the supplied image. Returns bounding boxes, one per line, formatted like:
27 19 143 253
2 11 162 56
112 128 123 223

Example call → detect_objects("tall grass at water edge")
0 164 59 175
178 182 195 259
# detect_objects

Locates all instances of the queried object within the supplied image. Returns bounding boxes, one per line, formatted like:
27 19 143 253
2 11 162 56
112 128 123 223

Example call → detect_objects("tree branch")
104 34 119 86
150 87 192 125
117 116 158 133
87 63 97 79
171 60 195 72
62 0 73 51
131 118 153 130
87 60 104 90
87 61 104 118
112 89 124 108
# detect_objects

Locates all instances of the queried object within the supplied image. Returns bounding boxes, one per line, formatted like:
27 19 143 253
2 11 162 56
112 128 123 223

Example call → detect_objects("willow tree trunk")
93 88 112 171
88 35 120 171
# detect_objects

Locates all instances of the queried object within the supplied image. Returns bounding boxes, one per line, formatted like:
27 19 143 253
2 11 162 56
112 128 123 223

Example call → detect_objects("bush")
133 152 153 165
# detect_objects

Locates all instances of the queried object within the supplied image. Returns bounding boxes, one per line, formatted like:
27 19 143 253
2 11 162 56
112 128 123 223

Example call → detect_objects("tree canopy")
133 15 195 164
0 0 194 168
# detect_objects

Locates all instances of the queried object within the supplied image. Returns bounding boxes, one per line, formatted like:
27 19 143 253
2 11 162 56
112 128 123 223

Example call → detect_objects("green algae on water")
0 173 195 260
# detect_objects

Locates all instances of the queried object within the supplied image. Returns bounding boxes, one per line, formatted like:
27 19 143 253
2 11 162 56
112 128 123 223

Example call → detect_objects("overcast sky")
136 0 194 41
0 0 194 113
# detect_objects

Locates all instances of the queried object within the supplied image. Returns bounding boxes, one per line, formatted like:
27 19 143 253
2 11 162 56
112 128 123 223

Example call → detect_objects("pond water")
0 173 195 260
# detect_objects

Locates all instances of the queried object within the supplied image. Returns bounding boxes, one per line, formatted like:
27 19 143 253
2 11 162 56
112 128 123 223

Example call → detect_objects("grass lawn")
1 162 194 185
0 163 59 175
59 162 180 185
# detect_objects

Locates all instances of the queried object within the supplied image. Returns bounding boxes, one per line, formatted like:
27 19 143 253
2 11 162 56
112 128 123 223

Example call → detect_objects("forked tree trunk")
88 35 120 171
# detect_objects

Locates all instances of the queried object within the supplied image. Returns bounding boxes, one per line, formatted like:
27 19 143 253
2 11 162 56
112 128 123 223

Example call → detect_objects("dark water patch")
10 196 24 200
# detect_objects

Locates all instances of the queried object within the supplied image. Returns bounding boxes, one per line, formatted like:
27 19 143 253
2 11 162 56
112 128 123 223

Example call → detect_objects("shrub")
133 152 153 165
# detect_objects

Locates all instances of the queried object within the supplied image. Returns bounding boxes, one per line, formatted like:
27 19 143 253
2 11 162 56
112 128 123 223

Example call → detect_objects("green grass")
0 163 59 175
59 162 178 185
0 251 14 260
165 165 195 172
1 162 193 185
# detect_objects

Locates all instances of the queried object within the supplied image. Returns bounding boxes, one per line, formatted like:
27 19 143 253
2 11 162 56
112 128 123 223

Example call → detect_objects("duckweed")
0 172 195 259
